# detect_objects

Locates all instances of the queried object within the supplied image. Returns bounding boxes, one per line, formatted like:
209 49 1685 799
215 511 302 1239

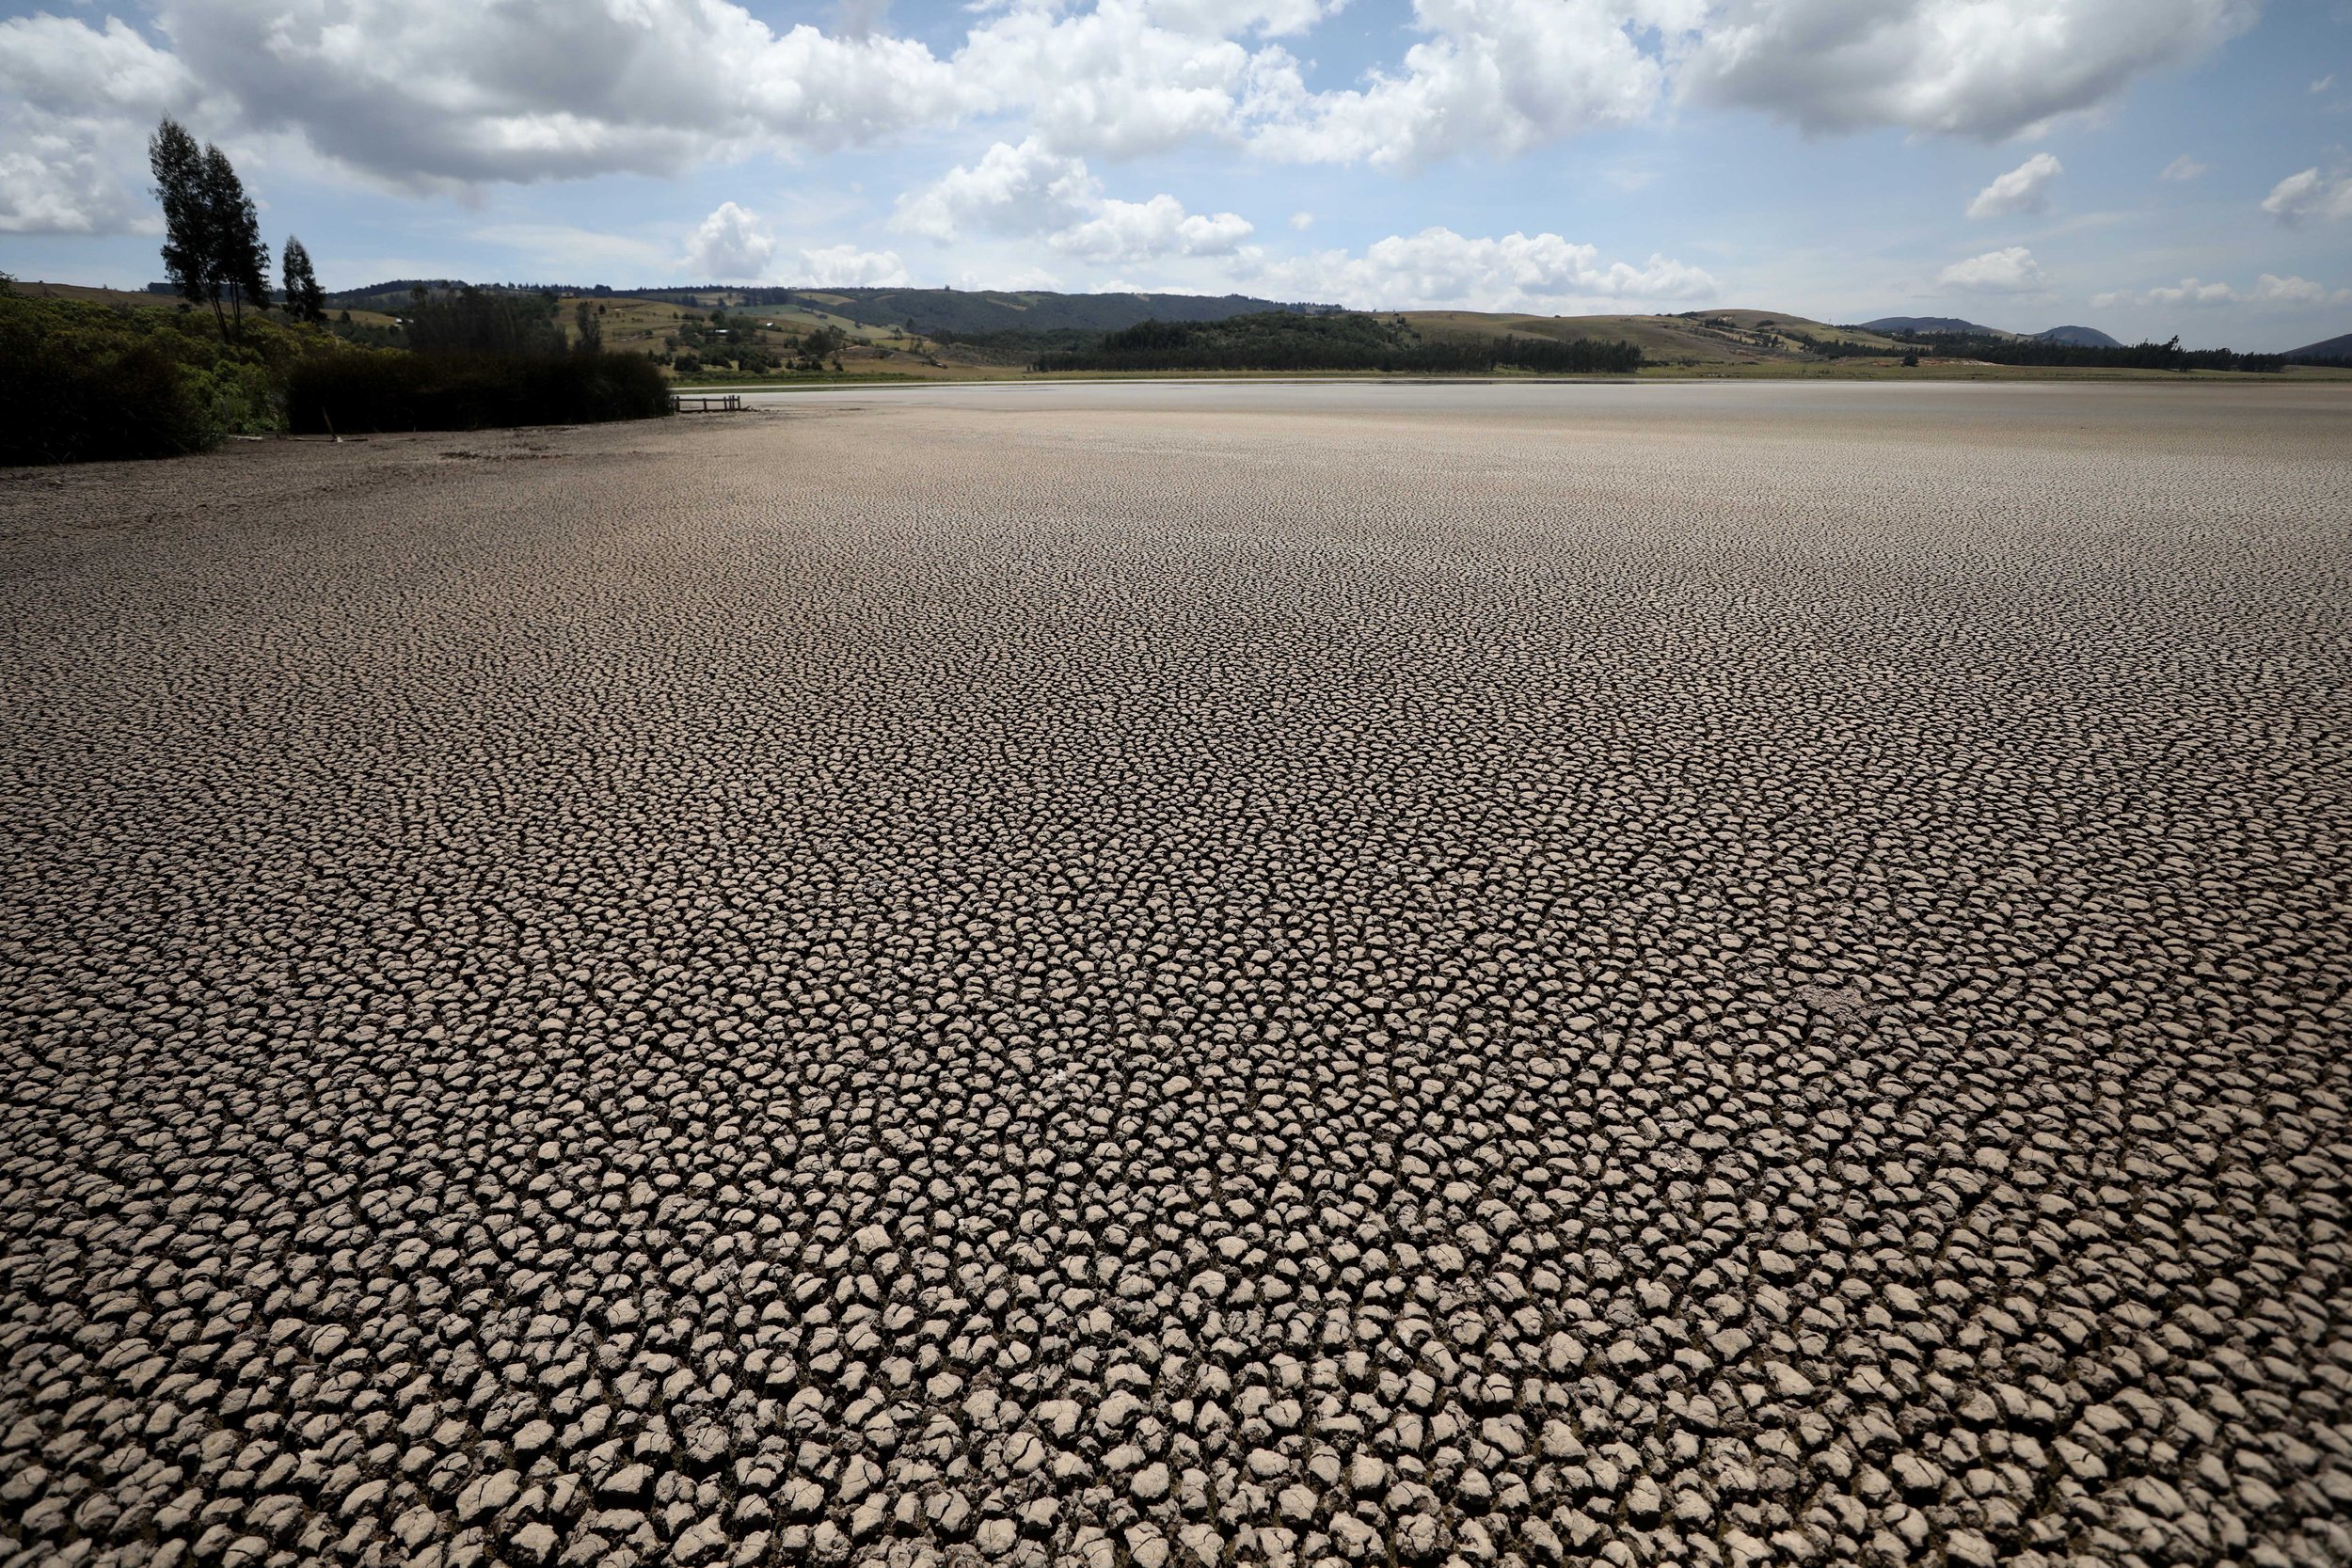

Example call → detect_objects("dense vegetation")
285 350 670 436
3 125 676 467
279 283 668 431
661 310 848 376
0 280 343 466
927 325 1106 365
1784 332 1907 360
1033 312 1644 374
404 285 567 356
1884 331 2286 372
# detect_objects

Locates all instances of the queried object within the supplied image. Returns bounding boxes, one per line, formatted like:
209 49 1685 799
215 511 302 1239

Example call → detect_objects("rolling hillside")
644 287 1329 336
2288 332 2352 364
1406 309 1907 364
1863 315 2017 337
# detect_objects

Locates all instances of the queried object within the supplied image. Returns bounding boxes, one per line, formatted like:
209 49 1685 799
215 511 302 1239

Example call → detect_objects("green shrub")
0 283 346 465
0 326 216 466
283 351 672 434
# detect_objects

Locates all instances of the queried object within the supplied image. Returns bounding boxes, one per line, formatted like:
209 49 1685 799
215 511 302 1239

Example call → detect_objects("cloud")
1056 196 1254 261
1244 0 1669 168
2160 153 2208 181
2313 73 2336 94
685 202 778 280
2099 273 2345 307
2261 166 2352 224
2244 273 2332 303
893 138 1100 241
798 244 911 286
166 0 956 187
1936 246 2044 293
0 14 199 232
1247 226 1719 310
0 0 2280 225
1676 0 2257 140
894 138 1250 261
1967 151 2061 219
951 1 1269 159
0 132 159 236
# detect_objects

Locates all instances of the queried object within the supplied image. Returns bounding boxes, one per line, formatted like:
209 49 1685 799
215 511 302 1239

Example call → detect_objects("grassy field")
561 294 1013 384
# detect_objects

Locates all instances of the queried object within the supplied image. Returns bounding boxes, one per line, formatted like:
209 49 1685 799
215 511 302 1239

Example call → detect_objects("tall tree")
282 237 326 324
200 146 270 336
149 119 221 332
149 119 274 340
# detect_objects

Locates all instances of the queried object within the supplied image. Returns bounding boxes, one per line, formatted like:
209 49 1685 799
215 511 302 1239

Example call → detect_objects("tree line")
1033 313 1644 374
1876 330 2286 373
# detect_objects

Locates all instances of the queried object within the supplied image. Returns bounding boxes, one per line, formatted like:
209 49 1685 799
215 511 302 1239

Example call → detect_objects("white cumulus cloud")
1056 196 1255 262
685 202 778 280
893 138 1101 241
1937 245 2044 293
894 138 1251 262
1247 226 1719 311
952 0 1266 160
2260 166 2352 225
0 14 199 232
798 245 912 287
2099 274 2344 308
0 0 2287 249
1245 0 1671 168
1967 151 2061 219
156 0 955 187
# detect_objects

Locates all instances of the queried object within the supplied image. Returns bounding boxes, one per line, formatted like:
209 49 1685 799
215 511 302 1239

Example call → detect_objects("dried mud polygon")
4 384 2349 1568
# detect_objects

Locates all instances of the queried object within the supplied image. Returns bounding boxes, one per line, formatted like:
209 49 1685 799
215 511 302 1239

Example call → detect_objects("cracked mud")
4 382 2350 1568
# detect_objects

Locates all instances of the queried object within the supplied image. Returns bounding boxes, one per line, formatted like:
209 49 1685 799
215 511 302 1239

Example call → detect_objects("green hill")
1406 309 1906 364
321 281 1330 339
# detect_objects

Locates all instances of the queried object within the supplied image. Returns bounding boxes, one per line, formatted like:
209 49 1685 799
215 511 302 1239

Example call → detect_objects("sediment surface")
5 382 2350 1568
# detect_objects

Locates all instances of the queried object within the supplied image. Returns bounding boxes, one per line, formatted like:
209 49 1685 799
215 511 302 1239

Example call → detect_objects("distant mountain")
2286 332 2352 364
2036 325 2121 348
1862 315 2014 337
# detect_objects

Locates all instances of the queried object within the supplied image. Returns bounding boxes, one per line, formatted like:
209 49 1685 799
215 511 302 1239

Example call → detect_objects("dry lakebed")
3 382 2349 1568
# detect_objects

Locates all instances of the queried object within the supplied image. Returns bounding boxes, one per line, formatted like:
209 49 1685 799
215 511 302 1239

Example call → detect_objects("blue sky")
2 0 2347 348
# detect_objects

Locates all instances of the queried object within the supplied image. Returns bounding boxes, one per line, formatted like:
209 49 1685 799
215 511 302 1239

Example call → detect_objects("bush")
0 327 215 466
0 282 326 466
284 351 672 434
